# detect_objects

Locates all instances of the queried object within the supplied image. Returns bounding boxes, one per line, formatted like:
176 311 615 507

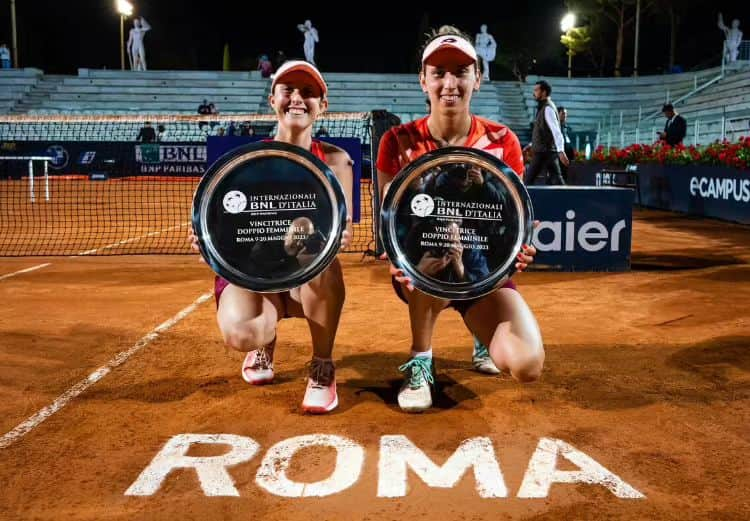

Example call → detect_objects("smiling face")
269 71 327 132
420 49 480 116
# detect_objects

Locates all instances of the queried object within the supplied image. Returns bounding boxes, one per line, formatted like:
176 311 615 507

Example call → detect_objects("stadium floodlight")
560 13 577 78
560 13 576 33
116 0 133 16
116 1 134 70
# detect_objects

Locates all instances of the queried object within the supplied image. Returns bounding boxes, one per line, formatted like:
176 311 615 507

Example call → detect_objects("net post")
44 158 50 201
368 112 381 256
28 159 34 203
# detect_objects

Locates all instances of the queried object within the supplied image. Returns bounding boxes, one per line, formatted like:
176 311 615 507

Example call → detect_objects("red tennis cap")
271 60 327 95
422 35 478 64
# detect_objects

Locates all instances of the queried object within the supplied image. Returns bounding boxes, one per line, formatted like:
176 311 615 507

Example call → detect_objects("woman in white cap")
376 26 544 413
190 60 353 414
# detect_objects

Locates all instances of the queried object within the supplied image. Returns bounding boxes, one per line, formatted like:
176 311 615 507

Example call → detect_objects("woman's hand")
446 223 465 279
515 220 540 272
468 166 484 187
340 215 352 250
188 227 206 264
379 251 417 292
416 251 451 277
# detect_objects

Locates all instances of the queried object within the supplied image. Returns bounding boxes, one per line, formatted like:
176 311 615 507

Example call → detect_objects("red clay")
0 209 748 520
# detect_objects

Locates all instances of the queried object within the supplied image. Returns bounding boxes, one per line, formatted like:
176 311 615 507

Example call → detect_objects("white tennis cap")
271 60 327 95
422 35 478 64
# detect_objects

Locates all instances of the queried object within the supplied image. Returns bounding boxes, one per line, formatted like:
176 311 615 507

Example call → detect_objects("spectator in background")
523 80 567 185
216 127 226 137
424 98 431 115
0 43 11 69
136 121 156 143
558 106 574 182
274 50 287 71
258 54 274 78
197 99 211 115
156 124 168 142
226 121 237 136
208 103 219 129
658 103 686 146
315 126 330 138
240 122 255 137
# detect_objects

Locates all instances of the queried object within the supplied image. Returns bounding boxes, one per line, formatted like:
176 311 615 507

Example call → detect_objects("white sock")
411 348 433 359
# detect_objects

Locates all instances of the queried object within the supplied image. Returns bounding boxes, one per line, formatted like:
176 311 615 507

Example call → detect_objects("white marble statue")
475 24 497 81
297 20 319 64
718 13 743 63
127 17 151 71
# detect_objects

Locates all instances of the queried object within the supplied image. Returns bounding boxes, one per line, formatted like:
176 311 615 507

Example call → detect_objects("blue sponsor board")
529 186 634 271
568 162 750 224
0 141 206 177
207 136 363 223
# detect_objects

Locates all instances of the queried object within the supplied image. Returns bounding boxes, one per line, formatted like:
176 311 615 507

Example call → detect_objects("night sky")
1 1 749 78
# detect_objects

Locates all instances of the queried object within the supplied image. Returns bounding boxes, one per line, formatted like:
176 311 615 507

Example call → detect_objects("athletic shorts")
390 276 517 316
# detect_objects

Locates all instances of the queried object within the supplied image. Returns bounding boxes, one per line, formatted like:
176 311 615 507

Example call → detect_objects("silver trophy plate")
192 141 346 292
380 147 533 300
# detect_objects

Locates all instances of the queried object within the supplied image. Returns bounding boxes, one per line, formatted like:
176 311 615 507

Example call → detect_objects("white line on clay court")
73 222 190 257
0 290 213 450
0 222 190 282
0 263 52 281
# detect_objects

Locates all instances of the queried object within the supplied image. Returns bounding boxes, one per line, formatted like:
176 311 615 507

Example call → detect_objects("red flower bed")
589 137 750 170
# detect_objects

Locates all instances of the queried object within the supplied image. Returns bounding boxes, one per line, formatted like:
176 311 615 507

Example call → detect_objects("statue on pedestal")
297 20 319 64
718 13 743 63
475 24 497 81
127 17 151 71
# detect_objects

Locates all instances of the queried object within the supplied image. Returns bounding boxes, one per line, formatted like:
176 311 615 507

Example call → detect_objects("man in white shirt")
523 80 568 185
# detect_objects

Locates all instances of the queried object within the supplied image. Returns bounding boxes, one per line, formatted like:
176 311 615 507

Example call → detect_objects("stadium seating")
0 68 42 112
2 64 749 146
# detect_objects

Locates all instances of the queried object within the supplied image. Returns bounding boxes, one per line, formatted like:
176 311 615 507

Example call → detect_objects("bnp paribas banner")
0 141 206 178
133 143 206 175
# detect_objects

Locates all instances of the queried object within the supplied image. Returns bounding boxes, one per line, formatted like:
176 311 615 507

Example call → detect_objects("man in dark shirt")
523 80 568 185
658 103 687 146
136 121 156 143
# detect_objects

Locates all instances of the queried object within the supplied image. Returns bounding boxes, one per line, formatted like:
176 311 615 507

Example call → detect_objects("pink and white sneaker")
302 358 338 414
241 342 275 385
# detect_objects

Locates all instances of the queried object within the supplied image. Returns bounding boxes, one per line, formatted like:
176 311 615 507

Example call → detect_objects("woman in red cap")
190 60 353 414
377 26 544 413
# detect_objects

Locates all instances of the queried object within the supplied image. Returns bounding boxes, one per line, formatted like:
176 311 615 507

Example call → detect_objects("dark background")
1 1 748 78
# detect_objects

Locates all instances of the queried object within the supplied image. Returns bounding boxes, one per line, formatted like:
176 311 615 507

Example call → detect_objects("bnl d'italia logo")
223 191 247 214
136 144 207 164
45 144 69 169
411 194 435 217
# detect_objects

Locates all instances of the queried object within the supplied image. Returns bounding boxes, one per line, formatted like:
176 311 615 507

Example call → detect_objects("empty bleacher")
0 68 42 112
3 64 749 147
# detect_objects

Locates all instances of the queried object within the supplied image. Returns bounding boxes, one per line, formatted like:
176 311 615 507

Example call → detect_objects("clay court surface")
1 208 749 520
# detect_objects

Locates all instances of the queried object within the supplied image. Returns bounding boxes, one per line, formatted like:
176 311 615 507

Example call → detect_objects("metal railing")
594 70 726 138
723 40 750 71
595 114 750 150
592 41 750 148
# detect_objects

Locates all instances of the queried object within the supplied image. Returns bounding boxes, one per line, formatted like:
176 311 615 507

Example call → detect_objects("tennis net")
0 112 375 256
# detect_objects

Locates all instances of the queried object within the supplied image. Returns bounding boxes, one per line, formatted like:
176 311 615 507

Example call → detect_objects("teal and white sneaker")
472 337 501 375
397 356 436 413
